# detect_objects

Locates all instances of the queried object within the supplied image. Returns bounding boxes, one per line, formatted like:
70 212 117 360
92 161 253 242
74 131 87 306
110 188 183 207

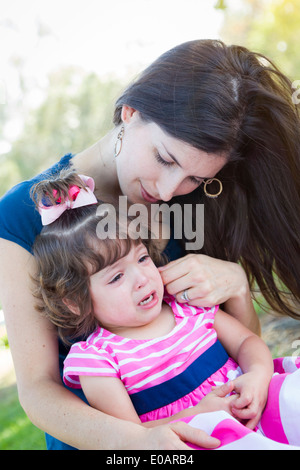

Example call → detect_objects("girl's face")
116 107 227 204
89 243 164 336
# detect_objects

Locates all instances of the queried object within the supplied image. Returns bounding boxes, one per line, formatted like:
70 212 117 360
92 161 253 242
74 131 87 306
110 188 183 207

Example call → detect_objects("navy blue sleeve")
0 180 43 254
163 234 186 262
0 152 186 260
0 153 74 254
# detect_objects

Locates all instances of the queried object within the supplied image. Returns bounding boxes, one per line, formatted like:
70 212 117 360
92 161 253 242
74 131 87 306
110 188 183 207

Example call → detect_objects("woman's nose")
156 176 182 202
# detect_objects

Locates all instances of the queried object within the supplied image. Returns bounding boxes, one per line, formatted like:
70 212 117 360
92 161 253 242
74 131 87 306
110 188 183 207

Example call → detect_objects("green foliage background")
220 0 300 79
0 68 125 196
1 0 299 198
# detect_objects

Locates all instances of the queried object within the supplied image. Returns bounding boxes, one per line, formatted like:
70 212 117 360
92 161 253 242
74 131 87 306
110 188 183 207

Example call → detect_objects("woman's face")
115 107 227 205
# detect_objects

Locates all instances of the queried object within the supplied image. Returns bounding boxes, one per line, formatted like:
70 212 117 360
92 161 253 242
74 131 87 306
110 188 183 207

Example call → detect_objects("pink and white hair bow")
39 174 98 226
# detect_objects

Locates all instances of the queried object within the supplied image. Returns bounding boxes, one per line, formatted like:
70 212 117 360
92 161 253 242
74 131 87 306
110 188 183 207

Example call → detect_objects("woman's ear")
63 297 81 316
121 105 138 124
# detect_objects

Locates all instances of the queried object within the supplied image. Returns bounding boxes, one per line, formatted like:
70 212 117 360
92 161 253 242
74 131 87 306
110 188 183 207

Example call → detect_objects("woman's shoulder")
0 153 74 253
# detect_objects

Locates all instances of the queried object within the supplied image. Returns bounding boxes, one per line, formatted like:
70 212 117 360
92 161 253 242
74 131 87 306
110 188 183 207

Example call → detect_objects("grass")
0 347 47 450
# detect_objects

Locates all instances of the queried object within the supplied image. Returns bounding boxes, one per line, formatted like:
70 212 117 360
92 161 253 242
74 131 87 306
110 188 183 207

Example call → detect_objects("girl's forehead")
106 240 146 265
88 237 144 272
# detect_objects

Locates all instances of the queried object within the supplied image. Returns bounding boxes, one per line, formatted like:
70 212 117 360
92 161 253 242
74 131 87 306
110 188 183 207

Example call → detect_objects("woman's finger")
162 275 192 297
158 261 193 286
179 283 214 303
158 256 186 271
158 264 213 302
170 421 220 449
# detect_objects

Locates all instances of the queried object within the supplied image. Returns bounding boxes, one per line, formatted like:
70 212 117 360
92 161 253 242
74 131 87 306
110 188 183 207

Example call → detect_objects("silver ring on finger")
181 289 190 302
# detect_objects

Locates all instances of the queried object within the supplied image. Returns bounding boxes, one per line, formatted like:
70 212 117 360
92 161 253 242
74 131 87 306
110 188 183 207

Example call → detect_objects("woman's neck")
71 127 170 253
71 127 121 199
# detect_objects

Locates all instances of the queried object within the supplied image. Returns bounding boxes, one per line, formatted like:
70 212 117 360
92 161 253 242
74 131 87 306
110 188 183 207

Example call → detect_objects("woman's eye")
156 152 202 185
109 273 123 284
155 153 173 167
189 176 202 185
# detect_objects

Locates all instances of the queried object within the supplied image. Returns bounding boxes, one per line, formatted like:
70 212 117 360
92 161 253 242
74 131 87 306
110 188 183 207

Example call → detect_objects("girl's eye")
109 273 123 284
139 255 150 263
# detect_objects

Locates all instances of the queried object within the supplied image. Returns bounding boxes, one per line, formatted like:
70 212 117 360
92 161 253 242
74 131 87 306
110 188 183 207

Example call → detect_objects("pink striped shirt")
63 295 220 393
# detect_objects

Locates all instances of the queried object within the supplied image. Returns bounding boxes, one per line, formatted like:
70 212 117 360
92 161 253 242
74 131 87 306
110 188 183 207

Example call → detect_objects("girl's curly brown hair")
31 169 165 345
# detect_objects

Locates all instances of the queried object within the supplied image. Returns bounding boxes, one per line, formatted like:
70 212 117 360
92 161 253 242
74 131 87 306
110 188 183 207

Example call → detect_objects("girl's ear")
62 297 81 316
121 105 139 124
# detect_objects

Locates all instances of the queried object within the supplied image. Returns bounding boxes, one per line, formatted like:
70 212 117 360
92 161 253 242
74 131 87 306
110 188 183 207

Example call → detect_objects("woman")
0 39 299 450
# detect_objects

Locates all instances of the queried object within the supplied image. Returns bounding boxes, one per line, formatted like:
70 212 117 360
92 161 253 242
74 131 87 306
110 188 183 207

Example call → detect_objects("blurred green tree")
220 0 300 80
0 67 124 197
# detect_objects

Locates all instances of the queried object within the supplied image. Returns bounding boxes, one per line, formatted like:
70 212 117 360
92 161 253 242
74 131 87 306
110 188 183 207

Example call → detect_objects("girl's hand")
229 371 270 429
158 253 248 307
193 381 239 416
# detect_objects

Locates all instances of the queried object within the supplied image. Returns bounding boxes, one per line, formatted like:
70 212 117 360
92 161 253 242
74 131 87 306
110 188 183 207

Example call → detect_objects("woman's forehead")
147 120 227 166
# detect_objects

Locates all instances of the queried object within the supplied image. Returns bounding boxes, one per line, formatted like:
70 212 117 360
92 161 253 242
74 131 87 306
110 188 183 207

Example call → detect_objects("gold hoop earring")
203 178 223 198
114 126 124 158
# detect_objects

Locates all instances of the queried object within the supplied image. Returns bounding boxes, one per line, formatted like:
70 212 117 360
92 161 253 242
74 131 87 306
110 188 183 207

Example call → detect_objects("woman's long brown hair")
114 39 300 318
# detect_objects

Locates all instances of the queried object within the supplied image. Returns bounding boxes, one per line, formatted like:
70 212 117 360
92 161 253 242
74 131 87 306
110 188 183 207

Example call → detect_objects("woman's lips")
140 183 159 203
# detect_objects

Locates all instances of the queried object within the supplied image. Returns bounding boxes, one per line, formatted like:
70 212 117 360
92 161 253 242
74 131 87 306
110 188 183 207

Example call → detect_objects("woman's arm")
80 374 221 448
0 239 129 449
0 239 219 450
159 254 260 335
79 372 226 450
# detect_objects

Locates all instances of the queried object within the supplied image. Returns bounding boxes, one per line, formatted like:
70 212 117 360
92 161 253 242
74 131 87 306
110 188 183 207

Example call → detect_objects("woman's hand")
158 253 248 307
144 422 220 450
158 254 260 334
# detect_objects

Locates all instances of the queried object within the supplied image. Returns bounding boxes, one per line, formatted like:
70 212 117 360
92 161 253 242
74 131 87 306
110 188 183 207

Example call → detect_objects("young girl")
32 170 300 450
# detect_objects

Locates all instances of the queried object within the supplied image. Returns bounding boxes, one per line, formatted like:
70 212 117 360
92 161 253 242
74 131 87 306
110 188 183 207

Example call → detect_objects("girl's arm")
159 254 260 335
0 239 219 450
223 288 261 337
79 375 142 424
214 308 274 428
214 308 273 373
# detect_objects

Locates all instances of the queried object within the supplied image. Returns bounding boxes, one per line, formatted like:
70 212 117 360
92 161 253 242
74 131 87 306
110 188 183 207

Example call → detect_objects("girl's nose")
133 267 148 290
